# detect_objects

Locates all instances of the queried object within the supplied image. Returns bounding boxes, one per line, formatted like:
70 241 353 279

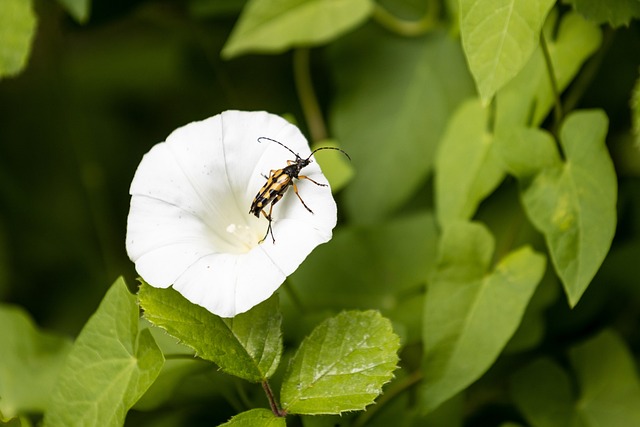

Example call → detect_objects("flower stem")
282 279 305 312
262 379 286 417
293 48 328 143
372 0 439 37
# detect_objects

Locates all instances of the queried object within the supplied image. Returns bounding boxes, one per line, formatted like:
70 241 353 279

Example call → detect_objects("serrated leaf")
56 0 90 23
330 27 475 224
138 283 282 382
421 221 545 413
460 0 556 104
280 310 400 415
219 408 286 426
43 278 164 427
0 0 37 79
435 99 506 225
569 330 640 425
221 0 373 58
501 110 617 306
495 11 601 130
568 0 640 27
0 306 72 419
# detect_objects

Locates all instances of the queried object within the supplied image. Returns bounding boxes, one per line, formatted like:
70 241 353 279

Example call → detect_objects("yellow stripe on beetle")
249 137 351 244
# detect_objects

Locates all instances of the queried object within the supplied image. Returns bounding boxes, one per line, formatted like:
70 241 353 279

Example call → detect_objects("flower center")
225 223 258 253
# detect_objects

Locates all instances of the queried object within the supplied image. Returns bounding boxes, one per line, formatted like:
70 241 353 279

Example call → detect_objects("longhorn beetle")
249 137 351 244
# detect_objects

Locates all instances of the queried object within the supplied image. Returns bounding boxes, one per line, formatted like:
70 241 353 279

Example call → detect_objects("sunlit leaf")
459 0 556 104
421 221 545 413
280 310 400 414
138 283 282 382
0 0 37 78
495 11 601 130
56 0 90 23
500 110 617 306
435 99 506 225
330 27 474 223
221 0 373 58
43 278 164 427
568 0 640 27
219 408 286 426
0 306 72 419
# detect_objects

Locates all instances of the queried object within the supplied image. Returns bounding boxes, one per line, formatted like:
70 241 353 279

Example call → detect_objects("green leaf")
221 0 373 58
421 221 545 413
435 99 506 225
330 27 475 223
0 0 37 79
569 330 640 425
0 306 72 419
459 0 556 104
511 331 640 427
218 408 286 426
501 110 617 306
568 0 640 27
495 11 601 130
632 72 640 148
56 0 90 23
43 278 164 427
511 358 576 427
311 139 354 193
138 283 282 382
280 310 400 415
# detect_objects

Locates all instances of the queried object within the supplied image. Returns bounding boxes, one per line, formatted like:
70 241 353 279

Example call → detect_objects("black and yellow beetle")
249 137 351 244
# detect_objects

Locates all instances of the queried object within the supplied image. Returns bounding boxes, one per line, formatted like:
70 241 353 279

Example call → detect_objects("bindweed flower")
126 111 337 317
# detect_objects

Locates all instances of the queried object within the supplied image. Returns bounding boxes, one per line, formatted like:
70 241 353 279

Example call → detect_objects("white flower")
126 111 337 317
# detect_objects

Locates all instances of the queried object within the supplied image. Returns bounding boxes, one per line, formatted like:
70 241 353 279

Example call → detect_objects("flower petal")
126 110 338 317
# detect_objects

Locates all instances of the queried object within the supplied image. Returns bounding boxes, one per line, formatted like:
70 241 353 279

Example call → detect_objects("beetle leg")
299 175 327 187
292 182 314 214
258 204 276 244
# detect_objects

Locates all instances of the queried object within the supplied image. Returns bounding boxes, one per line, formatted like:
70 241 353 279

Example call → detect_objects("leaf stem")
262 379 286 417
293 48 327 143
539 32 562 133
352 370 423 427
372 0 439 37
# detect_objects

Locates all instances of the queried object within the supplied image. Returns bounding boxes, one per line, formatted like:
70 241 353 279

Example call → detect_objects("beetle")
249 136 351 244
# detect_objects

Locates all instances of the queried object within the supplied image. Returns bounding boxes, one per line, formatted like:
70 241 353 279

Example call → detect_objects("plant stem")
282 279 305 312
540 32 562 132
293 48 327 143
262 380 286 417
352 370 423 427
372 0 439 37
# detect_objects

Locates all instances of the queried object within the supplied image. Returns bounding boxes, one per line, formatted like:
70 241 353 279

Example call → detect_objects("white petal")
126 110 338 317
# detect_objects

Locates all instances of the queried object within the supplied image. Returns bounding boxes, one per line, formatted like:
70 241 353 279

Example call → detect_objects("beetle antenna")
308 146 352 161
257 137 300 158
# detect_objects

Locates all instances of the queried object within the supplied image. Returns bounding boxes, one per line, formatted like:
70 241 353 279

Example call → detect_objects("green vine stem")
540 32 563 133
372 0 439 37
293 48 328 143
